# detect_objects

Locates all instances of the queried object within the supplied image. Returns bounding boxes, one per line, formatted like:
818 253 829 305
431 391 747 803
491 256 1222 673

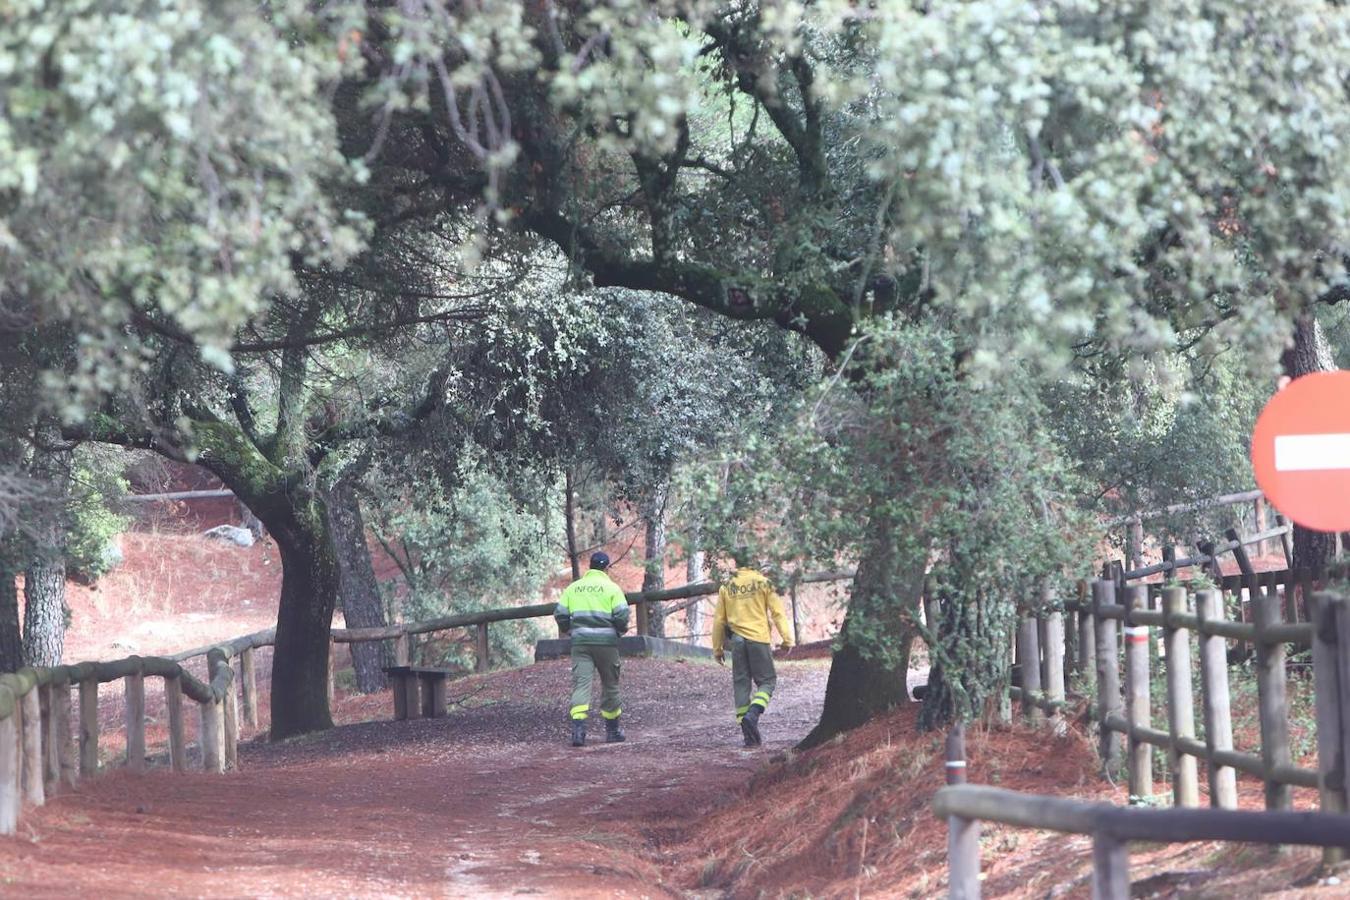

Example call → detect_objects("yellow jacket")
712 567 794 654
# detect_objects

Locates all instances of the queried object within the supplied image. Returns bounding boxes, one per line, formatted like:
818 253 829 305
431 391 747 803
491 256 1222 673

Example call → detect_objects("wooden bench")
383 666 456 720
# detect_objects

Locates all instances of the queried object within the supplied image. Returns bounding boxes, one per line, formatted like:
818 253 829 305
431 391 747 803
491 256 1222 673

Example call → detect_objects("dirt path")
0 657 830 899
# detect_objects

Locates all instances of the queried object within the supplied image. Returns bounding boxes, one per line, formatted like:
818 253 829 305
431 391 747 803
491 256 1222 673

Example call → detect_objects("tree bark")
22 553 65 667
564 467 581 581
685 534 704 642
1282 313 1338 575
0 557 20 673
641 480 669 637
262 496 341 739
324 474 389 694
797 527 924 749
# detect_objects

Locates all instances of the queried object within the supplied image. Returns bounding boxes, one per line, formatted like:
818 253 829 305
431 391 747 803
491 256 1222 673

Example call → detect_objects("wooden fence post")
223 666 239 772
55 681 76 789
1093 580 1123 774
1311 592 1346 868
327 637 336 707
945 724 980 899
475 623 490 674
1196 589 1238 809
165 674 187 774
1127 518 1145 571
0 708 16 836
636 600 650 636
1092 832 1130 900
1274 514 1293 569
1124 585 1152 803
1253 577 1292 811
1017 614 1043 724
240 647 258 730
125 669 146 773
1253 497 1268 557
39 682 59 794
1332 593 1350 840
78 678 99 778
1044 609 1067 735
1078 580 1096 682
394 632 410 666
1162 587 1200 808
199 699 224 775
21 683 43 807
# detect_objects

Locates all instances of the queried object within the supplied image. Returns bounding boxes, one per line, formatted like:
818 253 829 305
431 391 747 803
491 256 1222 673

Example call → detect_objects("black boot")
571 720 586 747
741 705 763 747
605 717 626 743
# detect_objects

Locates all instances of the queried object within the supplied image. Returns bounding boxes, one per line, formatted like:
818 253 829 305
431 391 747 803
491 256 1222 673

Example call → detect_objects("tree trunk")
1282 313 1338 575
797 528 924 749
564 467 581 581
641 481 669 637
324 475 389 694
685 539 704 642
265 500 341 739
22 553 65 667
0 557 20 673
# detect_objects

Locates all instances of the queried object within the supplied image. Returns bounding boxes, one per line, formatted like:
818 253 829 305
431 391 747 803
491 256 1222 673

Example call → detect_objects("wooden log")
1017 615 1043 724
1253 497 1268 557
1334 593 1350 844
1162 587 1200 808
945 724 980 899
1093 580 1123 774
20 683 43 807
199 699 224 774
1311 592 1346 865
165 674 187 774
223 669 239 771
39 682 58 794
403 673 421 721
392 673 409 721
1253 580 1292 812
78 679 99 778
1196 589 1238 809
475 623 490 675
327 637 336 707
427 676 447 719
1044 610 1067 736
635 599 650 636
1275 514 1294 569
393 633 410 667
0 710 16 835
1079 581 1097 681
1092 832 1130 900
240 647 258 730
1123 586 1152 803
55 683 76 789
125 671 146 773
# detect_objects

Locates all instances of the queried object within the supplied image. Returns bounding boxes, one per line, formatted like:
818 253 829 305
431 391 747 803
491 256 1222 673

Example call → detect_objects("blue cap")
589 551 611 570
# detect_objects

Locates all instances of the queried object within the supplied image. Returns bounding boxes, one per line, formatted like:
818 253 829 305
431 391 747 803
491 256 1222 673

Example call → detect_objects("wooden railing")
934 784 1350 899
1009 575 1350 872
0 570 852 836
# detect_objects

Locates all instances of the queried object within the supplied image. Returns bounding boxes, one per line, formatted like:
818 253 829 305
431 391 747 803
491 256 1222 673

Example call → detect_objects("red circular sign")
1251 371 1350 533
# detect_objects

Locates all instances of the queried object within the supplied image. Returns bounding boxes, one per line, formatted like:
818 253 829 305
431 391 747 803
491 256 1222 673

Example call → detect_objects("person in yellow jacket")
712 551 793 747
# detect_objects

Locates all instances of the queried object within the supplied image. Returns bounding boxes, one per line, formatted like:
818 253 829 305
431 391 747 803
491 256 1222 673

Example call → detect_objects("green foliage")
684 318 1094 720
64 461 131 582
370 452 559 668
1 0 365 417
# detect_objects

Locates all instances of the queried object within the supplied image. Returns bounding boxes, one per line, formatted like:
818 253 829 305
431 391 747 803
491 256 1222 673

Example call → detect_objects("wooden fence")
0 569 855 836
934 784 1350 900
991 574 1350 895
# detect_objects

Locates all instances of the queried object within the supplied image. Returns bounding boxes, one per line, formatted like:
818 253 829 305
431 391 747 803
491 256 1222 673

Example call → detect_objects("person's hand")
780 644 794 655
715 651 725 665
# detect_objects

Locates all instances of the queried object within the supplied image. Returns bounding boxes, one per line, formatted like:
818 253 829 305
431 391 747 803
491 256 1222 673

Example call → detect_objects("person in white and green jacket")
554 551 630 747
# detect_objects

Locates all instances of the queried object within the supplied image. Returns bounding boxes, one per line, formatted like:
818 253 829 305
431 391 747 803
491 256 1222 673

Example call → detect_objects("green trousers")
731 634 776 721
569 644 622 721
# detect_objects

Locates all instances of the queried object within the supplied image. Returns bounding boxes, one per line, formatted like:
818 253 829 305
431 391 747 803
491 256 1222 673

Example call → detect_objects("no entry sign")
1251 370 1350 533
